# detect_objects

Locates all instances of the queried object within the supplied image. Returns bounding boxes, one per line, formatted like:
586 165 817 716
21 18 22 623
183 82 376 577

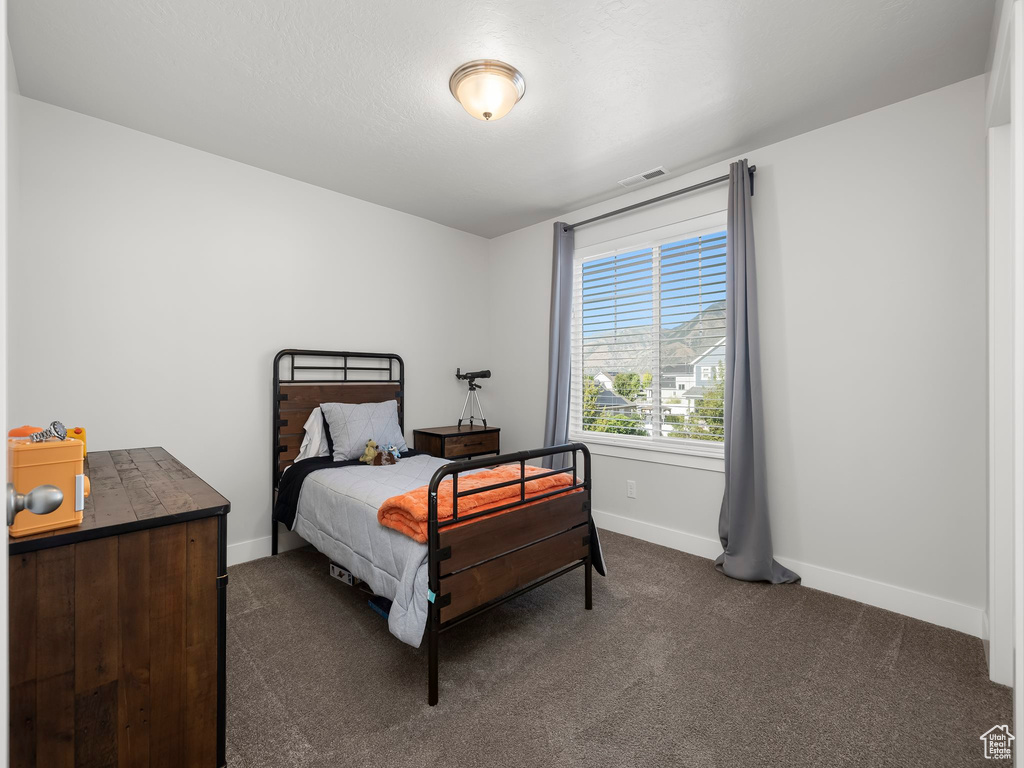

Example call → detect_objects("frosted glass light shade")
449 60 525 121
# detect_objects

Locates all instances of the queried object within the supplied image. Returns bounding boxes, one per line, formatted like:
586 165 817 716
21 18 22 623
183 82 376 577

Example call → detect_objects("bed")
270 349 602 705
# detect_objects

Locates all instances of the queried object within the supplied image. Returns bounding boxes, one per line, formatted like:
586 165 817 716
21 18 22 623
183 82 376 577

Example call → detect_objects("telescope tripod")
458 381 487 428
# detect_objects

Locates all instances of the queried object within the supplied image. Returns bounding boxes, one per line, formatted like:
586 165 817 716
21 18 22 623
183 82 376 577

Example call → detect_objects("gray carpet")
226 531 1011 768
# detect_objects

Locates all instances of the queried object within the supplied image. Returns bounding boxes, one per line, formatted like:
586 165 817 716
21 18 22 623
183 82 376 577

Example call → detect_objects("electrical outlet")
626 480 637 499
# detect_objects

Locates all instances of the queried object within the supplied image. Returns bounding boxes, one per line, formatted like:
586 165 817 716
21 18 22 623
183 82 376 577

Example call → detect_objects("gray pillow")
321 400 407 461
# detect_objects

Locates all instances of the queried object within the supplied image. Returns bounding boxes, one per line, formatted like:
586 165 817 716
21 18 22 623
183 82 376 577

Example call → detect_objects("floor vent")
618 166 668 188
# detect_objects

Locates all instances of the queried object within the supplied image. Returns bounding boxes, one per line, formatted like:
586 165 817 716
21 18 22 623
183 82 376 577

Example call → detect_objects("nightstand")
413 425 500 460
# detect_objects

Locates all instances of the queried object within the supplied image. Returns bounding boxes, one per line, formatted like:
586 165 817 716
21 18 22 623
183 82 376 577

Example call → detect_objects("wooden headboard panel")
273 349 404 484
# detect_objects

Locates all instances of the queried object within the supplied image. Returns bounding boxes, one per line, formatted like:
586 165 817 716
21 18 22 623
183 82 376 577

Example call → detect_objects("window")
570 214 727 454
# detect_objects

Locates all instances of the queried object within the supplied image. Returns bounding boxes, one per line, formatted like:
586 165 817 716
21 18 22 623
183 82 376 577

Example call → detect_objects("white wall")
985 0 1023 721
487 75 990 636
8 97 492 562
1008 0 1024 747
987 122 1014 685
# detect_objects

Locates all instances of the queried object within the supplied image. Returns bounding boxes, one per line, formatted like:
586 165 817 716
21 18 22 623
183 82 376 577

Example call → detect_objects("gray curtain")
542 222 574 469
715 160 799 584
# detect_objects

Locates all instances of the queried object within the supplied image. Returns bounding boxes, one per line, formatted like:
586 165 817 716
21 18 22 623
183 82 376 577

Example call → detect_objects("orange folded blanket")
378 464 576 543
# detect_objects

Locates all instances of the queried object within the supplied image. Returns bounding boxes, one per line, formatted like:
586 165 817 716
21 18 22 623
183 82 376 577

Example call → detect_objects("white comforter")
291 454 453 647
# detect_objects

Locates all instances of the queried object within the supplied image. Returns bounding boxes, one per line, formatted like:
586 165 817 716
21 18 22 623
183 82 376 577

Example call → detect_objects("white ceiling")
10 0 995 238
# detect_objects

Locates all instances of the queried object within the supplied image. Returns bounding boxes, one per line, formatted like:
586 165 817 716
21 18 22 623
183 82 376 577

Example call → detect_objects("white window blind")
570 216 727 454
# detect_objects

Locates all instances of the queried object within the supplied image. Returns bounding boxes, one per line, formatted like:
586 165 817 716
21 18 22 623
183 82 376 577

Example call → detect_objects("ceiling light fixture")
449 60 525 122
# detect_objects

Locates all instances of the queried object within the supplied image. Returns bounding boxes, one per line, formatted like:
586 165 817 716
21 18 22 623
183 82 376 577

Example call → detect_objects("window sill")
570 433 725 473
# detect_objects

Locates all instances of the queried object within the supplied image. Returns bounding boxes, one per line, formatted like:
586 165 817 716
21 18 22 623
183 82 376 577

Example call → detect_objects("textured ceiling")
10 0 995 238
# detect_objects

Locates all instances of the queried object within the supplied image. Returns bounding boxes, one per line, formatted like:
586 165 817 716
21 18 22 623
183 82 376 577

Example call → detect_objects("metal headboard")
272 349 404 553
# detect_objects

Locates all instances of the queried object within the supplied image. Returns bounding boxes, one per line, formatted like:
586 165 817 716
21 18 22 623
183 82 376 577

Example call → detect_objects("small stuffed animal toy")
372 448 397 466
359 440 379 465
360 439 399 466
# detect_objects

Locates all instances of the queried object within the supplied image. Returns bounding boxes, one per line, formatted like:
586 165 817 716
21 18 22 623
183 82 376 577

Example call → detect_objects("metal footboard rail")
426 442 590 518
425 443 592 705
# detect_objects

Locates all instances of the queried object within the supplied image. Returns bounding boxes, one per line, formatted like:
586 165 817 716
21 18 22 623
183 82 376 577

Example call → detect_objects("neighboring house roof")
661 363 695 376
682 386 707 399
595 389 632 409
691 337 726 366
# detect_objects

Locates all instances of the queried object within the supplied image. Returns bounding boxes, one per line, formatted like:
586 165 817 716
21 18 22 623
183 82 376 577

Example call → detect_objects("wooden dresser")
8 447 229 768
412 425 500 460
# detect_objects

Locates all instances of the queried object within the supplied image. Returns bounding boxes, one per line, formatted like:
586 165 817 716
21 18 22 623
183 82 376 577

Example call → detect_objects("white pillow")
295 407 331 462
321 400 407 461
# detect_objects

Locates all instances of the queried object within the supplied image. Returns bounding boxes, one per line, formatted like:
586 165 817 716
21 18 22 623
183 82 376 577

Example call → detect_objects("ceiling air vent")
618 166 668 188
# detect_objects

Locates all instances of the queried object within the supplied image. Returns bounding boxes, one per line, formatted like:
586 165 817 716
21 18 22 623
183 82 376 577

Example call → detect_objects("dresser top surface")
9 446 229 555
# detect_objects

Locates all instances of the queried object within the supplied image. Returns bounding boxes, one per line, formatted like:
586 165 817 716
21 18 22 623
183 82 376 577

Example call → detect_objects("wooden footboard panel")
437 492 588 577
439 524 590 622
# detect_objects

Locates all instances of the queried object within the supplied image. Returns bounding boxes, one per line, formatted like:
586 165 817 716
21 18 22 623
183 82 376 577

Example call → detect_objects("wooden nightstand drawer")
414 426 500 460
445 431 500 458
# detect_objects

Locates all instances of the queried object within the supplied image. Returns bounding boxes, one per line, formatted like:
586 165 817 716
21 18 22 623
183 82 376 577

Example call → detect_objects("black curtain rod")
563 164 755 232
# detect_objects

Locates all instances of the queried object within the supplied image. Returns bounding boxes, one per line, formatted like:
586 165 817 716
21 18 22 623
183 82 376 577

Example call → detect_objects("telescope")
456 368 491 427
456 369 491 382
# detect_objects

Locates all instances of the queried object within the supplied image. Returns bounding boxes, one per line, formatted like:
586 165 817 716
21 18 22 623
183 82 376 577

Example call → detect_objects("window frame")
569 212 728 461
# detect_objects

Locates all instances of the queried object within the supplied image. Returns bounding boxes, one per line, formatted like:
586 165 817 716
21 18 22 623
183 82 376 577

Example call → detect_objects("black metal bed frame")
272 349 593 706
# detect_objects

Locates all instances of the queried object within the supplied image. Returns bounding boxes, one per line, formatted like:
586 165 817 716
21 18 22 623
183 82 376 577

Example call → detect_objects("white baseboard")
982 611 991 666
594 510 723 561
227 528 306 567
593 509 984 638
